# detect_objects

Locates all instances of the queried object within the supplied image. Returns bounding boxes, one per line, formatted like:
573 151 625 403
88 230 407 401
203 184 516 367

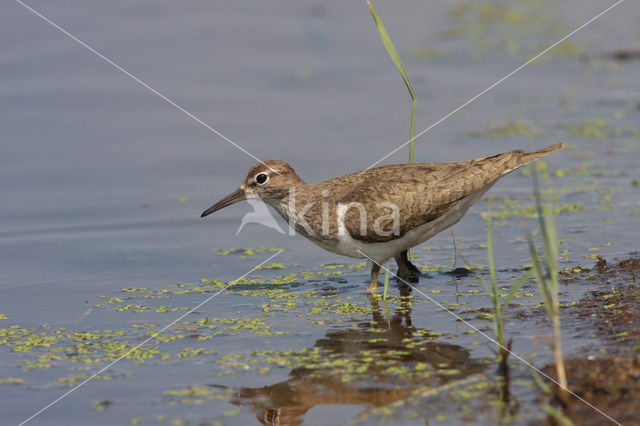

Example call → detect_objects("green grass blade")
409 99 416 163
383 267 389 300
528 175 568 390
528 363 553 395
542 405 575 426
531 167 560 305
383 300 391 327
477 274 491 300
367 1 417 102
527 232 554 318
543 205 559 290
477 272 499 342
487 217 498 296
482 213 503 345
367 0 417 163
532 165 546 232
532 167 557 284
501 269 532 310
456 248 501 350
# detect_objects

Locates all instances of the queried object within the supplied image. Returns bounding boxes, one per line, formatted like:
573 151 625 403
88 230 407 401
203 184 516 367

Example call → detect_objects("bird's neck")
265 182 324 237
264 182 305 216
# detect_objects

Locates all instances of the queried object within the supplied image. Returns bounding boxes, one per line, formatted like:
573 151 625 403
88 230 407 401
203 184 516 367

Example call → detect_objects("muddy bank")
544 258 640 425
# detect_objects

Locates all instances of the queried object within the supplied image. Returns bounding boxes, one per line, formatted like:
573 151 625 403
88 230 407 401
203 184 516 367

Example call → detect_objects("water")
2 0 640 424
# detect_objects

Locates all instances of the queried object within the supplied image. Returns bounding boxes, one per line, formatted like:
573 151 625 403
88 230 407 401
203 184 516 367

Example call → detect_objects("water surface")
2 0 639 424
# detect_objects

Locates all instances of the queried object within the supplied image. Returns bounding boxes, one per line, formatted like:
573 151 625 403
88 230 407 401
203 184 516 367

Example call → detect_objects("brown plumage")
202 144 562 292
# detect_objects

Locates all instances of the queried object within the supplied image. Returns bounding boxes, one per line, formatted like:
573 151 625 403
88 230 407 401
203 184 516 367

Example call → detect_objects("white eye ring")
256 173 268 185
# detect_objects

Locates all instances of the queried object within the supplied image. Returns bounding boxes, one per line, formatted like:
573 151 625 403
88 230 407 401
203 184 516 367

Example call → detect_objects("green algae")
0 377 24 384
255 263 287 270
563 119 639 140
0 246 617 424
486 120 544 139
321 262 366 270
0 269 542 426
176 347 217 358
485 197 585 220
213 247 282 257
91 400 112 412
406 46 441 61
57 373 114 387
445 0 584 61
164 385 220 398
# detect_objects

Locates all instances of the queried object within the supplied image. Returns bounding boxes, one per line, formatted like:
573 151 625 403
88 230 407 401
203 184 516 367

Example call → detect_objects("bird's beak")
201 188 246 217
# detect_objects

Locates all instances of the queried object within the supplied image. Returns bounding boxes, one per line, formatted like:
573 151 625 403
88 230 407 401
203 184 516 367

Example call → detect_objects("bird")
201 144 562 292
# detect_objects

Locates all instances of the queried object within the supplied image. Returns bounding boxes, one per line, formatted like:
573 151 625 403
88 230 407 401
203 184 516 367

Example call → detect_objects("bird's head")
201 160 301 217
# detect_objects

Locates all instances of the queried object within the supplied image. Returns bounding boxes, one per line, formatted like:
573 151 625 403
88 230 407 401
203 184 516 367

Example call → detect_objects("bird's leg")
367 262 381 293
395 250 421 283
400 250 421 274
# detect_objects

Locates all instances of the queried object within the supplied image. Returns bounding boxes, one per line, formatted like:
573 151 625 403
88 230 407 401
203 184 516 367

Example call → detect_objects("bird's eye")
256 173 268 184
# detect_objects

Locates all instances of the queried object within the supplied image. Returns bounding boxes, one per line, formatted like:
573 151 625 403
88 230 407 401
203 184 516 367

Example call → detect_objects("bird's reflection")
228 285 485 425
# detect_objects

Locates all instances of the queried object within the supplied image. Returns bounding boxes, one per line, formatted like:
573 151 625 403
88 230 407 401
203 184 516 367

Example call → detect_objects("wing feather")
338 150 536 242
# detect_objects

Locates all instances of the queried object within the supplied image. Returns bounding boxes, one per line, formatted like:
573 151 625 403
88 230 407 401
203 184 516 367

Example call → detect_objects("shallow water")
2 0 640 424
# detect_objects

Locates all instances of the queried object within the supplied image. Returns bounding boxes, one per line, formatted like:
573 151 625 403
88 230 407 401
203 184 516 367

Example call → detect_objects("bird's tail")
499 143 563 175
521 143 563 163
427 143 563 207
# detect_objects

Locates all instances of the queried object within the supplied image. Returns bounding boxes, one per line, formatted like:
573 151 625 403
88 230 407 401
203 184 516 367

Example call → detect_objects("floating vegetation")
3 242 637 424
488 120 542 139
468 119 546 139
213 247 283 257
562 119 639 140
255 263 288 270
0 377 23 384
321 262 366 270
445 0 584 60
484 197 585 220
405 46 442 61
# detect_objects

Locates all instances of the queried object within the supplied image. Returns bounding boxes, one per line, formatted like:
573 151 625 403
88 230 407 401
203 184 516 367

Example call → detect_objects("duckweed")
0 377 24 384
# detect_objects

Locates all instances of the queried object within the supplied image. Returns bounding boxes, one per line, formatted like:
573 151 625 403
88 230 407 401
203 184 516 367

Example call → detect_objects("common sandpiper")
202 144 562 292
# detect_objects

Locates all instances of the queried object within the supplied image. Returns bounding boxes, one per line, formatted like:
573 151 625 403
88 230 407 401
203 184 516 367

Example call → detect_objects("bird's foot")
395 251 422 283
404 259 422 276
396 266 420 283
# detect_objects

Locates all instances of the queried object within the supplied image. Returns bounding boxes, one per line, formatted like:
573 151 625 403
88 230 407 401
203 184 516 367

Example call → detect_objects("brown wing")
339 145 561 242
